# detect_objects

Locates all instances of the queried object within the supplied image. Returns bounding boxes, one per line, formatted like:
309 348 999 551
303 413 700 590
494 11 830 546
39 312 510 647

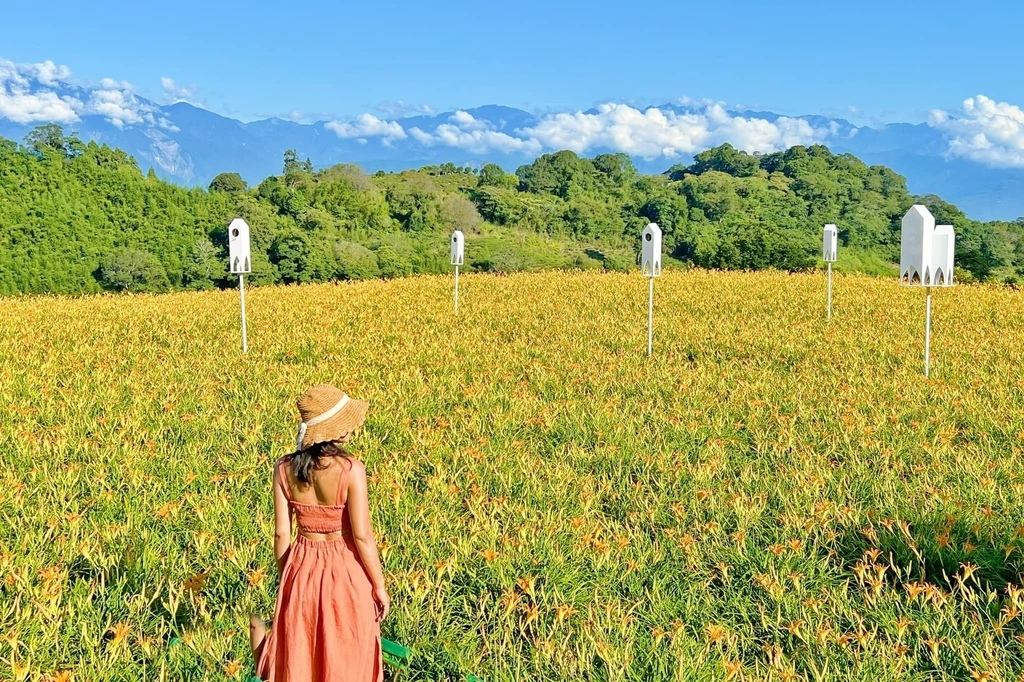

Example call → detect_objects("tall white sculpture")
227 218 251 353
451 230 465 313
900 205 935 285
822 224 838 263
823 224 838 319
641 223 662 278
228 218 251 275
899 205 955 377
641 223 662 357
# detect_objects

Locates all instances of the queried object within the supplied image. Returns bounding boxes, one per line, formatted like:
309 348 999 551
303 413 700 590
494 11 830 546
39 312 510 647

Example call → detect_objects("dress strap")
335 457 352 505
276 459 292 501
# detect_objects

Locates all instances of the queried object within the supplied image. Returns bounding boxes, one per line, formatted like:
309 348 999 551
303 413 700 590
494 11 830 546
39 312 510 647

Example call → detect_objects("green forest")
1 124 1022 295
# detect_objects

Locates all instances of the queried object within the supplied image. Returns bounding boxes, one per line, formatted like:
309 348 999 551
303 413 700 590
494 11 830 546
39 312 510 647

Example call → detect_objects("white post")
827 262 833 320
647 277 654 357
640 222 661 357
924 287 931 378
228 217 252 353
239 274 248 354
454 265 460 313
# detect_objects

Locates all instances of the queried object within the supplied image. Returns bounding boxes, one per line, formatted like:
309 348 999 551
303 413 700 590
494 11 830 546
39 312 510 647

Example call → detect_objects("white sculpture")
823 224 838 263
900 205 935 285
227 218 251 352
228 218 252 275
451 230 465 266
899 205 956 377
823 224 838 319
933 225 955 286
640 223 663 357
641 223 662 278
451 230 464 312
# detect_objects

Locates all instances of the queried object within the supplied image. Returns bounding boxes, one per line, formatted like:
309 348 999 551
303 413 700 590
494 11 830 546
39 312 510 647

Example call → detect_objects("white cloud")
398 101 829 158
326 113 407 140
0 59 164 130
449 110 486 130
0 59 80 123
160 77 202 106
374 100 435 117
98 77 133 91
32 60 72 86
0 60 30 89
0 59 72 89
411 124 542 155
408 127 434 145
521 102 830 159
408 110 542 154
156 117 179 133
0 89 80 124
85 82 153 129
930 95 1024 168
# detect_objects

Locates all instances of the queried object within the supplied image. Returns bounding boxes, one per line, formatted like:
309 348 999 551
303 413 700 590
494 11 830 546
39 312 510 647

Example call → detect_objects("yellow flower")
223 659 244 678
183 571 208 593
705 623 728 645
107 621 130 647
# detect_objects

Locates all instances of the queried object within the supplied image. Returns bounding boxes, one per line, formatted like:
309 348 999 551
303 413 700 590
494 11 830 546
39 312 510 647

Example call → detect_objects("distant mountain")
1 66 1021 221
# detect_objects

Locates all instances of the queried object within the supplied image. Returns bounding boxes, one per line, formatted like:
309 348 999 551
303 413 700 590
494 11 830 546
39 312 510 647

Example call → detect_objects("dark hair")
284 441 346 485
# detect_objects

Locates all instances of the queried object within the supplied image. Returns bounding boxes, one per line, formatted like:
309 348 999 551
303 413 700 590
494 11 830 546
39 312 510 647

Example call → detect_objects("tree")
181 238 224 290
271 231 333 283
478 163 518 190
516 150 596 199
24 124 83 159
441 194 482 233
333 242 379 280
283 149 313 175
97 248 170 292
376 245 412 278
478 163 506 187
593 153 638 186
687 144 760 178
209 172 248 193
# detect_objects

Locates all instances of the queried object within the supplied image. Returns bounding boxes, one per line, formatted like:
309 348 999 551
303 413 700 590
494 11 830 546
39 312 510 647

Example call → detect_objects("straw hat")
295 385 369 450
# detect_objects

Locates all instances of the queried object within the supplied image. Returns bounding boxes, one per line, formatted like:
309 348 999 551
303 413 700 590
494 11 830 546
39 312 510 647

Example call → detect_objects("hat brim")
300 399 369 449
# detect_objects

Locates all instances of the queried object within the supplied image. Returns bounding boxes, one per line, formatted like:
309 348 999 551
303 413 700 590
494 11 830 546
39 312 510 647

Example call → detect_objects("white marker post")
823 224 838 320
451 230 465 313
641 223 662 357
228 218 252 353
900 206 955 377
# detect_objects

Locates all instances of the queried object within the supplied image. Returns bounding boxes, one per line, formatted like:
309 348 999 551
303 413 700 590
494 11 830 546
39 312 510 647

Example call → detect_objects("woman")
251 384 389 682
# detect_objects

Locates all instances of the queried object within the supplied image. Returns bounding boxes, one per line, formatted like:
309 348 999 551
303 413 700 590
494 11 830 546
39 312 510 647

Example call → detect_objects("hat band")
296 394 351 450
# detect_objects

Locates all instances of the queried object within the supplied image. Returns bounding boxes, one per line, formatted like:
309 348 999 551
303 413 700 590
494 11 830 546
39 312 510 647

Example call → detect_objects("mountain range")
2 63 1022 221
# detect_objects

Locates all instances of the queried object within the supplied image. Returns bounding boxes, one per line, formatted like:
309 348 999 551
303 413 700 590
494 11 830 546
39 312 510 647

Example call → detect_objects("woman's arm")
272 460 293 576
347 459 390 621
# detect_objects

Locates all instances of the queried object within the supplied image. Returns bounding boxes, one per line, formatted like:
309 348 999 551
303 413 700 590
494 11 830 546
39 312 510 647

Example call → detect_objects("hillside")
1 126 1022 296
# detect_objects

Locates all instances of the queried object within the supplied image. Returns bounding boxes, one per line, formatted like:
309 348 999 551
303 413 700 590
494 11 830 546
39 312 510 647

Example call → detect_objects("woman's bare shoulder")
273 456 293 478
345 457 366 477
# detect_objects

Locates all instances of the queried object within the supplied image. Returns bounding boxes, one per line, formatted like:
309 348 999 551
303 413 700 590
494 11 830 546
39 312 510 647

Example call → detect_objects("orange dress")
256 458 383 682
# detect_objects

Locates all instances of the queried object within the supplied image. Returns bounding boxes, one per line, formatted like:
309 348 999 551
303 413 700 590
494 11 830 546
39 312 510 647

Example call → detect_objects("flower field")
3 269 1024 681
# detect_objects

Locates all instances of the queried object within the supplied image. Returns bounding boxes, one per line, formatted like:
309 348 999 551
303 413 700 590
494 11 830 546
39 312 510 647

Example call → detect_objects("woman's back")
282 456 351 506
280 457 353 539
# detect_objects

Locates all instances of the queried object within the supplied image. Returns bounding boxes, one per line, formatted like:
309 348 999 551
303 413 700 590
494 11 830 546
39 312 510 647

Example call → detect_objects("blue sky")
1 0 1020 124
